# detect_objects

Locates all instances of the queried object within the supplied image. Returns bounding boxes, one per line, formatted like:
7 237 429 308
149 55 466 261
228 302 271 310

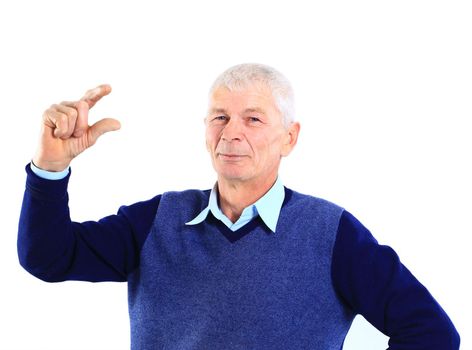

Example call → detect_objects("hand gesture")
32 84 121 171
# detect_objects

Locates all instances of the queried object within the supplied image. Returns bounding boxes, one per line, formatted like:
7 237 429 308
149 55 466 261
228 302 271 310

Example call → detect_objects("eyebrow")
244 107 266 115
208 107 266 115
209 108 228 115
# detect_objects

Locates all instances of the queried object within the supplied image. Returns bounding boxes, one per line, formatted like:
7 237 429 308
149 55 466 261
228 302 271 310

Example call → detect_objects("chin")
216 168 250 182
218 172 247 181
213 162 244 175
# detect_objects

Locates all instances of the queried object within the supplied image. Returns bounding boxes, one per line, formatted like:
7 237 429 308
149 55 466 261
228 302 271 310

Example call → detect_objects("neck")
217 175 278 223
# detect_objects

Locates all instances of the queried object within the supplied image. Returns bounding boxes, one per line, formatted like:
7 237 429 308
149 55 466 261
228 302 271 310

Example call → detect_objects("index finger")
80 84 112 109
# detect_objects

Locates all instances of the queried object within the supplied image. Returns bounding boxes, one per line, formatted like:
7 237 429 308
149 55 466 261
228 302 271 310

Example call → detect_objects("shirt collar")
185 177 285 233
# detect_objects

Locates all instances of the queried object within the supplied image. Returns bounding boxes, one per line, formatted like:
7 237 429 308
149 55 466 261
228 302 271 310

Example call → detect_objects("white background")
0 1 470 349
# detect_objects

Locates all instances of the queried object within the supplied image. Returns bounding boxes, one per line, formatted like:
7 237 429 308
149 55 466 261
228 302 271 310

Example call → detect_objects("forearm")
17 163 131 282
18 164 75 281
18 163 161 282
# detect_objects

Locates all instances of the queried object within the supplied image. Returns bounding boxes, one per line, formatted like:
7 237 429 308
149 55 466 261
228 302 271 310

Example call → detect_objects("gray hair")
209 63 295 128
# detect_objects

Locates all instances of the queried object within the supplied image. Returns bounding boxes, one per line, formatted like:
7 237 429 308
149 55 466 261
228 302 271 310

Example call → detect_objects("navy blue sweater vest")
128 189 354 349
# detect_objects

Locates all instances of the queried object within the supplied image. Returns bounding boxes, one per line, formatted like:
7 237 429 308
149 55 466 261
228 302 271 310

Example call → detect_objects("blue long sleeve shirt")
18 164 460 349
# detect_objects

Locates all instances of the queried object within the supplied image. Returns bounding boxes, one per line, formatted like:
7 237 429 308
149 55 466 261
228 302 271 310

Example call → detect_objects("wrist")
32 157 70 173
30 161 70 180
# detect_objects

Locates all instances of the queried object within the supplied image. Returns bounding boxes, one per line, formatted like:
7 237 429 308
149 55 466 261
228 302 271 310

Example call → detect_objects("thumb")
87 118 121 146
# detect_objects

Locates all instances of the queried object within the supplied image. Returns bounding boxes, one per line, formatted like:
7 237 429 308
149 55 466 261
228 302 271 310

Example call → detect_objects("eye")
213 115 228 121
248 116 261 123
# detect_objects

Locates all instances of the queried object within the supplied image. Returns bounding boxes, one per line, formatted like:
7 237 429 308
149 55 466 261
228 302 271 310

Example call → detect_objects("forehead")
209 83 278 112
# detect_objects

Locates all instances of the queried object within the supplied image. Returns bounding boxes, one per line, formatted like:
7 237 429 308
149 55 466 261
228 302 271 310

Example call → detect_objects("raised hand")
32 84 121 171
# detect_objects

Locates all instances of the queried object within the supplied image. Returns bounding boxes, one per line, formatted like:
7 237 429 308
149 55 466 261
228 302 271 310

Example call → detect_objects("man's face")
205 83 298 186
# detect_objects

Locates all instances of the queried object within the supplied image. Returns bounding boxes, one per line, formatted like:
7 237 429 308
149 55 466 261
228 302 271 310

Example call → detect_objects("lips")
219 153 245 157
218 153 247 161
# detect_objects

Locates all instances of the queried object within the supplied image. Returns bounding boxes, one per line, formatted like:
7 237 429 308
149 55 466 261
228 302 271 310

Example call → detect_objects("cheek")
206 131 226 156
265 133 284 152
261 138 284 163
251 137 275 161
205 130 217 152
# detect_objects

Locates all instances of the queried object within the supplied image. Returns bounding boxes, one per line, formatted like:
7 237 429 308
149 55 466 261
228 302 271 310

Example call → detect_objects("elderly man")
18 64 459 349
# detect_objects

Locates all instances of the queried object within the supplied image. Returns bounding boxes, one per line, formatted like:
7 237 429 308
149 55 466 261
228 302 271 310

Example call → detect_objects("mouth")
218 153 247 161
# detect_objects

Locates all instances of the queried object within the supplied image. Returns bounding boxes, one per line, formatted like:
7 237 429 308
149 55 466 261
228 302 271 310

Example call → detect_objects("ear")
281 122 300 157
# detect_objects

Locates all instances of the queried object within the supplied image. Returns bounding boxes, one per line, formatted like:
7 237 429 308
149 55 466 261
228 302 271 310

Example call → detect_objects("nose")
221 118 243 142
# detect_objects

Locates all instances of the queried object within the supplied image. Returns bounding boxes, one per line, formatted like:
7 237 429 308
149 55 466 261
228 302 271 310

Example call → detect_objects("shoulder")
158 188 211 214
161 188 211 202
118 189 210 218
283 187 345 217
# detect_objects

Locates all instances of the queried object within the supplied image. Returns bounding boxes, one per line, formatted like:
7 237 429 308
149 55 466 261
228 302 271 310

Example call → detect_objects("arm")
18 164 160 282
18 84 158 282
332 210 460 349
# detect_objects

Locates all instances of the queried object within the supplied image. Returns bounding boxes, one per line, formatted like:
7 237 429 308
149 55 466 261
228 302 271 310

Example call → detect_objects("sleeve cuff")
30 162 70 180
25 163 71 200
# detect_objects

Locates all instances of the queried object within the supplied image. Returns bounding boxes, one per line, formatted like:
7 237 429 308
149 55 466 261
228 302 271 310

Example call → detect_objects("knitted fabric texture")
128 189 354 349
